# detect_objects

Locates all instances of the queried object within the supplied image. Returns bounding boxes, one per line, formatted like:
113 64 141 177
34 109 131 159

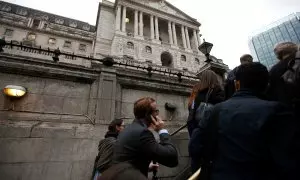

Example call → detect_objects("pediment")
126 0 200 25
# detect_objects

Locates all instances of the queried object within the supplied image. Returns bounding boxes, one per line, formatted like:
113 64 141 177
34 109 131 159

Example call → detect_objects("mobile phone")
146 112 157 126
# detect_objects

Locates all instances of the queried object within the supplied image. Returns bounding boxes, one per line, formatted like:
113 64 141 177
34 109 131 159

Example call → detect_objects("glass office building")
249 12 300 69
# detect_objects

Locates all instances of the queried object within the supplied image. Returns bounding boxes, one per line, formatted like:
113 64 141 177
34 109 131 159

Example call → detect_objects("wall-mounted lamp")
165 103 177 112
3 85 27 98
0 38 6 52
125 18 130 23
52 48 61 62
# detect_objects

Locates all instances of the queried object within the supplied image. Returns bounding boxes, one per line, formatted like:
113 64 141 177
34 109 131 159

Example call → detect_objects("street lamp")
198 39 213 63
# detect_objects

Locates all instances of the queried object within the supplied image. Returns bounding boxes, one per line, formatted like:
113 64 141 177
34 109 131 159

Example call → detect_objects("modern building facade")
249 12 300 68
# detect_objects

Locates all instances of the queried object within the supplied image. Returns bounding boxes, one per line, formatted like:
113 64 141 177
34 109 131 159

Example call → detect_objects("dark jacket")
189 90 299 180
112 119 178 177
225 66 239 100
93 131 118 176
187 87 225 137
268 59 291 104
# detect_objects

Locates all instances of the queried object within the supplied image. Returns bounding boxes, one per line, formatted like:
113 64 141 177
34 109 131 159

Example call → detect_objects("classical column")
121 6 127 32
172 22 178 46
134 10 138 36
181 25 187 48
185 27 191 49
150 15 155 39
193 29 199 49
197 30 201 46
139 11 144 36
115 5 121 31
155 16 159 40
27 18 33 27
168 21 173 44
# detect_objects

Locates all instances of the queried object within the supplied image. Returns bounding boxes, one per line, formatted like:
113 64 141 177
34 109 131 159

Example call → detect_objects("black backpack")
281 46 300 105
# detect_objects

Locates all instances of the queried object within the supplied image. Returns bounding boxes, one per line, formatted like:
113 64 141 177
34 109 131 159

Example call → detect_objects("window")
2 5 11 12
4 29 13 37
181 55 186 61
63 41 72 48
145 46 152 53
79 44 87 51
32 19 41 29
195 58 200 64
43 23 48 29
127 42 134 49
27 33 36 40
48 38 56 45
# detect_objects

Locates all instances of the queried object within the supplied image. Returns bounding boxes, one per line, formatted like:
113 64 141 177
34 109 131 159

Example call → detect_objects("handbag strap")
205 88 214 104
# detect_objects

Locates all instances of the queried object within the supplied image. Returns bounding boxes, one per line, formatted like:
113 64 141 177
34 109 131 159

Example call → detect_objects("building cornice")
0 19 95 43
0 1 96 32
0 53 98 83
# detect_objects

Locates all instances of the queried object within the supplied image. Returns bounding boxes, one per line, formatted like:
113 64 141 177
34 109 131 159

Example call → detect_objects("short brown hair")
240 54 253 64
274 42 298 61
133 97 155 119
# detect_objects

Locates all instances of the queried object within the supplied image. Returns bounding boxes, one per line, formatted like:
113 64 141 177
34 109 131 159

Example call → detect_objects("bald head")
240 54 253 65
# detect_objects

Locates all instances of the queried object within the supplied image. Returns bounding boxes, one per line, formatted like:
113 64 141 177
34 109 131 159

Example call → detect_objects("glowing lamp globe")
3 85 27 98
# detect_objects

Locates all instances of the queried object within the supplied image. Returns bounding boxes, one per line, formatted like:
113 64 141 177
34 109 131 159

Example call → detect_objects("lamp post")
198 39 213 63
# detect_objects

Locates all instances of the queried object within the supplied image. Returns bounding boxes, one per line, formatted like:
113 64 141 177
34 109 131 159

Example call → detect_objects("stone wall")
0 53 194 180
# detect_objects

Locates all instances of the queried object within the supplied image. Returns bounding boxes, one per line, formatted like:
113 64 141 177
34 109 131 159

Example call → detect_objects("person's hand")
151 115 164 132
148 161 159 172
148 123 155 131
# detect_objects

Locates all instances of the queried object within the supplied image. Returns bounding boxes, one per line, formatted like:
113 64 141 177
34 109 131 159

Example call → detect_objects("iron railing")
0 39 201 82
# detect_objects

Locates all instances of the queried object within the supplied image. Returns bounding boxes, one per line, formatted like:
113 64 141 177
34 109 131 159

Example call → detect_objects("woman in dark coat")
92 119 125 180
187 70 225 173
187 70 225 137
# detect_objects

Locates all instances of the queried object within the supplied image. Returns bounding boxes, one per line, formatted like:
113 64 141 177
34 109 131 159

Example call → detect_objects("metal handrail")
188 168 201 180
152 123 189 180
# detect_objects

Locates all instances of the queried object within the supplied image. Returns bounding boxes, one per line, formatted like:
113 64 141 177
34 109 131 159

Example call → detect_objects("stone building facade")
0 0 228 179
95 0 206 73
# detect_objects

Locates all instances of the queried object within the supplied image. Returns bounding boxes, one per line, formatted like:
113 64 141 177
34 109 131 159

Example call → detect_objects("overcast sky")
3 0 300 68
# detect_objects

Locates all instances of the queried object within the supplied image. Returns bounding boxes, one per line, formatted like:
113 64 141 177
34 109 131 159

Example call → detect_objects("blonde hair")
274 42 298 61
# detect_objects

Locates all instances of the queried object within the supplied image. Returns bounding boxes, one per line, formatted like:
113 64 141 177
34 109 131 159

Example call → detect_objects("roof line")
0 1 96 27
165 1 201 26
